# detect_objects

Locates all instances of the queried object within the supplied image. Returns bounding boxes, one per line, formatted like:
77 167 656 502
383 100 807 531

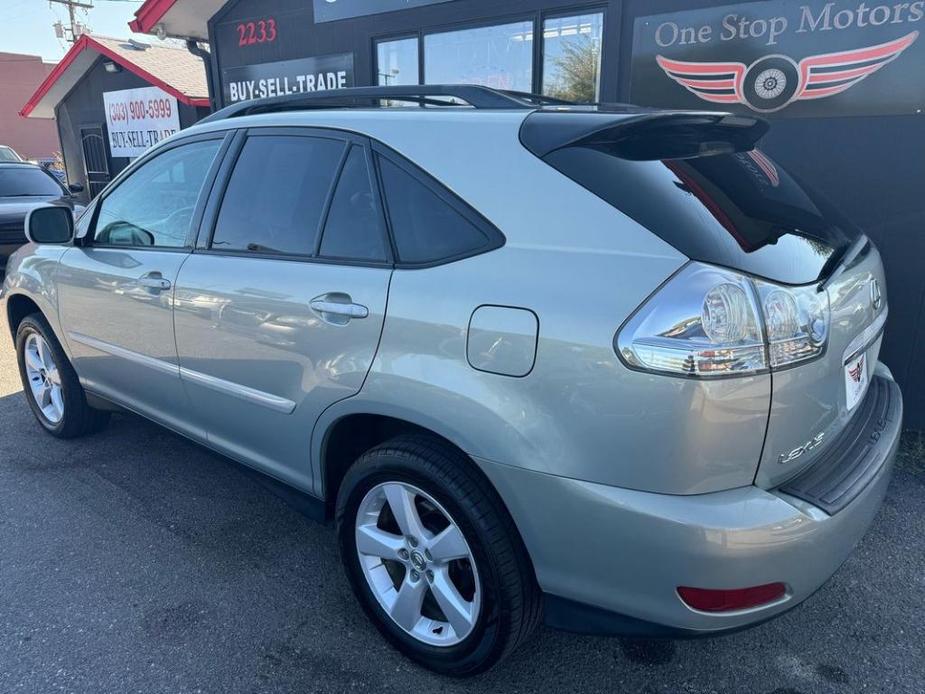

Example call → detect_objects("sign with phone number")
103 86 181 158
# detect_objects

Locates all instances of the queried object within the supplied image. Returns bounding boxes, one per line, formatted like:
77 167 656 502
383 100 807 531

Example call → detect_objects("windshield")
0 167 65 197
543 144 858 285
0 147 22 162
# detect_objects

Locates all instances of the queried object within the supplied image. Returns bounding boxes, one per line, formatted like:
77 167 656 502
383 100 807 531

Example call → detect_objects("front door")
173 131 393 490
57 136 225 435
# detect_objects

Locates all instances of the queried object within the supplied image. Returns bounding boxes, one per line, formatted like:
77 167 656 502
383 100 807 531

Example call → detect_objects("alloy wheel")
23 332 64 424
355 481 481 647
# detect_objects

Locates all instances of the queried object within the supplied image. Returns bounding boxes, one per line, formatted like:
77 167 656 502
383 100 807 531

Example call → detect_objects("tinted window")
319 147 387 262
377 37 419 87
94 140 220 248
544 145 859 284
0 147 22 162
424 22 533 91
0 167 64 197
212 135 344 256
378 157 491 264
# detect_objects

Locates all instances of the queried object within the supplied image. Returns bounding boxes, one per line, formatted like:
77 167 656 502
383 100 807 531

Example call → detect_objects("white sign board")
103 86 180 158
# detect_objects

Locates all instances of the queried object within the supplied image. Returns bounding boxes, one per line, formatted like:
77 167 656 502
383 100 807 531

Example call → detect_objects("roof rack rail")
495 89 578 107
200 85 568 124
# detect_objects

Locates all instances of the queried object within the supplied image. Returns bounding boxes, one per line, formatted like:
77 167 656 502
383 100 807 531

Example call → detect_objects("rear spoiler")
520 110 770 160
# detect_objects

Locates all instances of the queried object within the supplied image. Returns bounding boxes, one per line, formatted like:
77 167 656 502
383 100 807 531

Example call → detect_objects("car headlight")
616 262 829 378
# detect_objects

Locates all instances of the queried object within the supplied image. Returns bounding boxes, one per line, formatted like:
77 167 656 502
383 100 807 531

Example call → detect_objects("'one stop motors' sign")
103 86 180 158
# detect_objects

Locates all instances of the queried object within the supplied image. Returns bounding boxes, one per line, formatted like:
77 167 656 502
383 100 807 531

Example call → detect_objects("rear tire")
15 313 110 438
336 434 542 676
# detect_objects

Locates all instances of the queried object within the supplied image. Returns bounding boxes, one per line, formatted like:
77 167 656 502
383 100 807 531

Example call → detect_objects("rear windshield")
0 167 64 198
544 145 859 285
0 147 21 162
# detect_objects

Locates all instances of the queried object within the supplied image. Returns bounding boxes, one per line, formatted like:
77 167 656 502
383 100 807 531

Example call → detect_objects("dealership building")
117 0 924 427
21 34 211 199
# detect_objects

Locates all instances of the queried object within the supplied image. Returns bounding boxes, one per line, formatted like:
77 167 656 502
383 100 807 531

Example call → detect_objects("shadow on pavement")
0 389 922 694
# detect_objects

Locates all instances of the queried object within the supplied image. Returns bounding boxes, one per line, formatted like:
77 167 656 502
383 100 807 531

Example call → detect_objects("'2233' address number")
237 18 277 47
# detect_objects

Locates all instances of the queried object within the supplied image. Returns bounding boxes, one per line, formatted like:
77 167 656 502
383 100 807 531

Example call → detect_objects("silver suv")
2 87 902 676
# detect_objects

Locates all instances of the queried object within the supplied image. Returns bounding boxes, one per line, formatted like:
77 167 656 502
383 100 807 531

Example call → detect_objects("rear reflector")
677 583 787 612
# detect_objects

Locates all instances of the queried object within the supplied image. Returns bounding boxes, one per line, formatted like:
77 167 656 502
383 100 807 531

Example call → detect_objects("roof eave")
21 35 209 119
129 0 210 41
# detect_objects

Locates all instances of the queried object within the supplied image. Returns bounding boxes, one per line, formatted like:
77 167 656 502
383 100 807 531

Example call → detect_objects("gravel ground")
0 302 923 694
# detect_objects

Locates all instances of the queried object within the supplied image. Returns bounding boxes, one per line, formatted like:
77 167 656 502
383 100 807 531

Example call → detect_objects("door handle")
310 294 369 324
138 274 172 291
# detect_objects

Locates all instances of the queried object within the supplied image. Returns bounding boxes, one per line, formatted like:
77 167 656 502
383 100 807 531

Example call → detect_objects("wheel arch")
5 292 45 343
314 406 527 547
317 408 542 611
319 411 474 517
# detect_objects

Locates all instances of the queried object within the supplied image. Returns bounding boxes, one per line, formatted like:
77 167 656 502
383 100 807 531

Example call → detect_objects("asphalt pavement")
0 304 923 693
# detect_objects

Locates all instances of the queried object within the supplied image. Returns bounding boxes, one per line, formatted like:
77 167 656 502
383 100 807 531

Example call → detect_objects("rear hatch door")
525 108 883 489
757 241 887 489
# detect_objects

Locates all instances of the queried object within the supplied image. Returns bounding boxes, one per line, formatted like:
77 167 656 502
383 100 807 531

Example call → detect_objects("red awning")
129 0 225 41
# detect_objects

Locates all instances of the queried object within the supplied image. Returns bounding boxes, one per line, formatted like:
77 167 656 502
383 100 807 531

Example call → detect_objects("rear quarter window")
376 154 502 266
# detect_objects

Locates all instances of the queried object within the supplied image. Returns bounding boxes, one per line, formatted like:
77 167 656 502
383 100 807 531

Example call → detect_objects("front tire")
15 313 110 438
336 434 542 676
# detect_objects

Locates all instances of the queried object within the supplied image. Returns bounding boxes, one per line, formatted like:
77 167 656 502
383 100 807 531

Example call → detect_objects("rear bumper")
477 369 902 636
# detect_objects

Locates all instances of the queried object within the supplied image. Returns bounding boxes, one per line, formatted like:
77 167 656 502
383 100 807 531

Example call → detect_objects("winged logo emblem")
656 31 918 113
848 356 865 384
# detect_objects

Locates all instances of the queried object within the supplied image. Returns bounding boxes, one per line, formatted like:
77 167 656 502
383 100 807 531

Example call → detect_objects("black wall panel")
54 56 207 202
203 0 925 427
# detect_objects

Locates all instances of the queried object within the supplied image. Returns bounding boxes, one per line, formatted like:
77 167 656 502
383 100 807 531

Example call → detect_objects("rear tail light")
755 280 828 368
617 262 829 378
677 583 787 612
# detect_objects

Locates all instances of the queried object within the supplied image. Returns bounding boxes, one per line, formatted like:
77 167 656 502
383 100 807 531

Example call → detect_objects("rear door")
534 116 883 491
173 129 392 489
56 134 226 434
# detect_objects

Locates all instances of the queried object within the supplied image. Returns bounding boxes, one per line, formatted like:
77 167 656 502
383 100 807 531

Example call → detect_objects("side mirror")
25 206 74 245
68 182 85 194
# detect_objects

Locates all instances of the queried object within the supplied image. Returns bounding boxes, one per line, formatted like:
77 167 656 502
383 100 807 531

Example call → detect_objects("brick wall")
0 52 59 161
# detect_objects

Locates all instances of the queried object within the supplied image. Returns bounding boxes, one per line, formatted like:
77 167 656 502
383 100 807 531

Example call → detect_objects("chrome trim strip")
178 366 297 414
67 331 296 415
68 332 179 377
843 308 888 365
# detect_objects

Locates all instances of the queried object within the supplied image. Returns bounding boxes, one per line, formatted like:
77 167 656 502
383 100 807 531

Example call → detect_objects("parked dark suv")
0 162 83 270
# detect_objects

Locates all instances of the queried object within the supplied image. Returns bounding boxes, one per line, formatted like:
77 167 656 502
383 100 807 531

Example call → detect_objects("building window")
542 13 604 102
377 37 419 86
424 21 533 92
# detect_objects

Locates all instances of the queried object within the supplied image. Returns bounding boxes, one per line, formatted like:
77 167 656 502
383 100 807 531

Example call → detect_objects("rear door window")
211 135 345 256
377 156 495 265
318 146 388 262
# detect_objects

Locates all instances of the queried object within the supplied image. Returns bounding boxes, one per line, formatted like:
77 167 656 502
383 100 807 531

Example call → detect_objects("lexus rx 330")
1 86 902 676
